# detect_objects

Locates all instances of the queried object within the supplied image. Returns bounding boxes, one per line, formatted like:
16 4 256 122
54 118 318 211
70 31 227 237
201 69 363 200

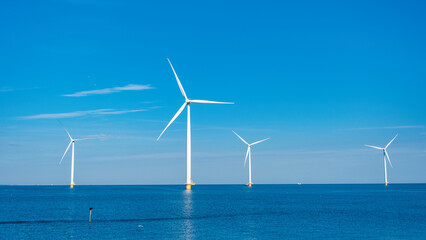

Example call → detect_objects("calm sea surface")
1 184 425 239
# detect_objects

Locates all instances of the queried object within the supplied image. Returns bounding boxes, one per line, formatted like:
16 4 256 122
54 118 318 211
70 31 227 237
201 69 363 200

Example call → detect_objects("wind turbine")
365 134 398 186
157 58 234 190
59 127 90 188
233 131 270 187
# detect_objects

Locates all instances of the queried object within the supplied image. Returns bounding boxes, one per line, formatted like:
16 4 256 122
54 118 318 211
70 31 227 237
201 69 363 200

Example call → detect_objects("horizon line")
1 182 425 186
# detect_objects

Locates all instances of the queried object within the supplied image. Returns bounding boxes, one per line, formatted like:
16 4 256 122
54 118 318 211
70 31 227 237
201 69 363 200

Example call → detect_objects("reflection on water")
182 190 194 240
66 187 79 238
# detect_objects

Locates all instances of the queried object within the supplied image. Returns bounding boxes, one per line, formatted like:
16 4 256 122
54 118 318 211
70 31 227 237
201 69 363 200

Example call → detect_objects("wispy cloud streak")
0 88 14 92
353 125 424 130
19 109 145 120
0 86 42 92
63 84 153 97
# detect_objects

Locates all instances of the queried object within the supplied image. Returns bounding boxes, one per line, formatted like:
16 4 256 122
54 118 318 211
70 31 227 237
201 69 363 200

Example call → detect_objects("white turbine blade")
384 150 393 168
167 58 187 100
233 131 248 145
244 147 250 167
385 134 398 149
65 129 72 141
190 99 234 104
251 138 271 146
157 102 187 141
59 141 72 164
58 121 72 141
365 145 383 150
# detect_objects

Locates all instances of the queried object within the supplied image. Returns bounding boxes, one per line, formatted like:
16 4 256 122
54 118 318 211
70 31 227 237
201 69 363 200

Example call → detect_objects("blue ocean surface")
0 184 425 239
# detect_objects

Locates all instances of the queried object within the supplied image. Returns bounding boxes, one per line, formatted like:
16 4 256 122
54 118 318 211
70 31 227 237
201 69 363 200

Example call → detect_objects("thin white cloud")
19 109 145 120
353 125 424 130
96 109 144 115
0 88 14 92
84 134 111 140
86 151 243 162
63 84 153 97
0 86 42 92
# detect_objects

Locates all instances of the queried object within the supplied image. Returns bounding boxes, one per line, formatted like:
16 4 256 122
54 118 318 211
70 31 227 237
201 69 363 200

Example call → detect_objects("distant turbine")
233 131 270 187
365 134 398 186
59 127 90 188
157 58 234 190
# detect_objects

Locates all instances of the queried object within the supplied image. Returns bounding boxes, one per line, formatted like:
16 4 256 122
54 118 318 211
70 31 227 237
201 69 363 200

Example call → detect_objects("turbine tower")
59 127 89 188
233 131 270 187
365 134 398 186
157 58 233 190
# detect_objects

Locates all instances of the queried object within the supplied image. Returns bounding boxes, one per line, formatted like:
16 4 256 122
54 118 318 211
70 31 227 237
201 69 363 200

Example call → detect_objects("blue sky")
1 0 425 185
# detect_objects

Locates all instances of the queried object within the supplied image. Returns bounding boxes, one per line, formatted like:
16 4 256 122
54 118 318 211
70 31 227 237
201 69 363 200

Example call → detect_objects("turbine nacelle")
59 128 90 164
157 59 234 142
232 131 270 167
365 134 398 169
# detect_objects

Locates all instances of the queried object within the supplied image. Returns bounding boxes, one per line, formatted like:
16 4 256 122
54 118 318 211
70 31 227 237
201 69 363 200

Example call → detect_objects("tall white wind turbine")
157 58 234 190
59 127 89 188
233 131 270 187
365 134 398 186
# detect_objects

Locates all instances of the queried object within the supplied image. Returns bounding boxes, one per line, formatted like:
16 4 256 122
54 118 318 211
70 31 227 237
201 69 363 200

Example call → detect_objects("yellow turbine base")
385 182 388 186
186 184 192 190
246 183 252 187
70 184 75 188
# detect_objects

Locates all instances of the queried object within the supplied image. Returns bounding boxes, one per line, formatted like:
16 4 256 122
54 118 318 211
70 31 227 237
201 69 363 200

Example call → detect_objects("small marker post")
89 208 93 223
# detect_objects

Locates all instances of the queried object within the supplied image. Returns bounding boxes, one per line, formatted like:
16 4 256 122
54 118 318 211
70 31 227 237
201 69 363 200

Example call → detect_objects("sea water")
1 184 425 239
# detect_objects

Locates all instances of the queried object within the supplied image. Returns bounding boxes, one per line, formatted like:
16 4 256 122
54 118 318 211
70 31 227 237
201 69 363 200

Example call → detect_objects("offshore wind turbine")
365 134 398 186
59 127 89 188
157 58 234 190
233 131 270 187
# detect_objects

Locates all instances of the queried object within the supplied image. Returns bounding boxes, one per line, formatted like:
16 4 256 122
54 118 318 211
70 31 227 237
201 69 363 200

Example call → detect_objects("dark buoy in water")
89 208 93 223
